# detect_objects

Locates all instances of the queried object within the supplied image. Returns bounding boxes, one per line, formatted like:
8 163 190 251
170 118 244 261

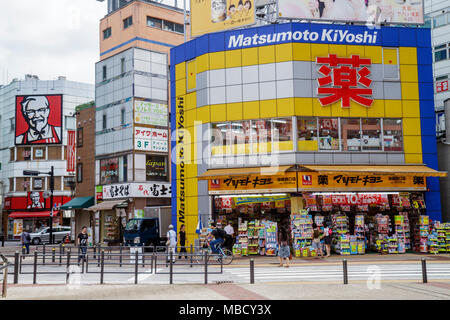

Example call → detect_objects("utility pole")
49 166 54 245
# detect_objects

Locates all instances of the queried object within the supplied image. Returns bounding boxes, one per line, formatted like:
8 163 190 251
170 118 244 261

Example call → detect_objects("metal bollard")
59 243 62 255
86 254 89 273
421 258 428 284
22 245 25 255
66 250 71 284
204 251 208 285
93 245 97 260
190 244 193 268
169 251 173 284
119 246 123 267
33 251 38 284
43 244 46 265
143 248 145 268
100 250 105 284
97 246 101 267
343 259 348 285
52 248 56 263
2 260 7 298
135 251 139 285
14 251 19 284
62 244 65 255
250 259 255 284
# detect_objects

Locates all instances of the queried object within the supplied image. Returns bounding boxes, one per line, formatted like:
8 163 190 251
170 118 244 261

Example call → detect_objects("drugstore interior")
207 191 450 257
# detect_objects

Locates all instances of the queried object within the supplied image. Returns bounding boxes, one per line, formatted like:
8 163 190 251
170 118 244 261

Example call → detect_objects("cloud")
0 0 105 85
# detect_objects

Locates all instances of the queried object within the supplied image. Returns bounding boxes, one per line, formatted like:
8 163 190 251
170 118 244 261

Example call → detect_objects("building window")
147 16 162 29
174 23 184 34
435 44 448 62
341 118 361 151
123 16 133 29
103 27 112 39
65 116 76 130
121 58 125 74
121 109 126 125
433 14 447 28
146 155 168 182
361 118 382 151
100 157 119 185
102 114 107 130
77 127 83 147
318 118 339 150
383 119 403 152
382 48 399 80
77 163 83 183
33 178 43 190
163 20 175 32
9 178 14 192
102 65 107 81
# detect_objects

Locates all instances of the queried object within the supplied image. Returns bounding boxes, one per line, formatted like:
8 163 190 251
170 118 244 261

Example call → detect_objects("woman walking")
278 227 291 268
178 224 188 259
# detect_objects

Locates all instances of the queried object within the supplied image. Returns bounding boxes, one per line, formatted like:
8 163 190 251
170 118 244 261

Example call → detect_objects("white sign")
134 101 168 127
134 126 169 152
102 182 172 199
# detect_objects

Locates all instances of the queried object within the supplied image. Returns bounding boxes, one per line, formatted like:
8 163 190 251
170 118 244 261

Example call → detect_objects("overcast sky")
0 0 106 86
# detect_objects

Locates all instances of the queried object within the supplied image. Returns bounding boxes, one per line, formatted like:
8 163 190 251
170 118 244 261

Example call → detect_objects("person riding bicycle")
208 222 226 254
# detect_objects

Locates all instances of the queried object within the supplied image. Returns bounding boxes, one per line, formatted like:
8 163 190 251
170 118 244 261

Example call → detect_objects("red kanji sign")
316 54 373 108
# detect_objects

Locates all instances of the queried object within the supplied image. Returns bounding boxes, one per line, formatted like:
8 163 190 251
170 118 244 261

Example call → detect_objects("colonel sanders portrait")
16 95 62 145
27 191 44 209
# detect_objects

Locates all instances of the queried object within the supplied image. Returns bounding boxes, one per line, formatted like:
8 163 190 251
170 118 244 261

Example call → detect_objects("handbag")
289 252 293 260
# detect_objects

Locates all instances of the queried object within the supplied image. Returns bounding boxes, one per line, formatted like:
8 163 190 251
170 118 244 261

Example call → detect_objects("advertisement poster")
103 182 172 199
100 157 119 185
190 0 256 37
15 95 63 145
135 127 169 152
13 219 23 237
134 101 168 127
278 0 423 24
146 155 168 181
67 130 76 172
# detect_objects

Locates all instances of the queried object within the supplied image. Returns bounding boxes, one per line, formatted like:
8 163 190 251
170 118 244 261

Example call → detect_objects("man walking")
77 226 88 264
21 228 31 254
166 224 177 265
224 222 234 251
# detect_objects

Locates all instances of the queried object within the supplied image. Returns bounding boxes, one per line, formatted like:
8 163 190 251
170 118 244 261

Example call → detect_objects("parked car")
30 226 71 244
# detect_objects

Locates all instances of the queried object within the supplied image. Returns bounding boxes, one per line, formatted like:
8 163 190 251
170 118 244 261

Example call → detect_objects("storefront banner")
102 182 172 199
146 155 168 180
330 193 389 205
234 195 290 206
100 157 119 185
134 101 168 127
299 173 426 191
208 172 297 194
277 0 424 24
134 127 169 152
190 0 256 37
436 80 448 93
5 195 72 210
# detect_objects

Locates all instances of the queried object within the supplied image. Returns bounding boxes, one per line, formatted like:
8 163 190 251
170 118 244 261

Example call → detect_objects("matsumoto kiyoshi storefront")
170 22 448 256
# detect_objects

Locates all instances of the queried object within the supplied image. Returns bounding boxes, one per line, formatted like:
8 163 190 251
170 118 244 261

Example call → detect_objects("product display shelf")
292 214 313 257
237 221 248 256
331 213 349 255
264 220 277 256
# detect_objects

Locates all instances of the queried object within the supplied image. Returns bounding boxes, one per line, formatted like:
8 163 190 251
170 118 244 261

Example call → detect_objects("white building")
0 75 94 239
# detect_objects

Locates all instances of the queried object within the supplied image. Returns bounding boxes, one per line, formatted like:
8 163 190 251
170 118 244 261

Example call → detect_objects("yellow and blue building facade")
170 22 443 244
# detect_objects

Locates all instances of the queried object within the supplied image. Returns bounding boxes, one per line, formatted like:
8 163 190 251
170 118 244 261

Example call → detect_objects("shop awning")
9 211 60 219
297 165 447 177
198 165 294 180
60 197 94 210
86 200 128 211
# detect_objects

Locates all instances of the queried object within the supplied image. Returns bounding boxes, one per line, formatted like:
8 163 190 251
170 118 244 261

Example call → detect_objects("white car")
29 226 71 244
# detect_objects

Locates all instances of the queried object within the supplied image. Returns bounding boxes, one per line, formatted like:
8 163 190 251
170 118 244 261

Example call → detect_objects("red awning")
8 211 60 219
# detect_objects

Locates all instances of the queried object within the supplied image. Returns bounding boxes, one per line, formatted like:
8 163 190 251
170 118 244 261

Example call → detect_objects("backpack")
313 228 320 239
217 228 227 239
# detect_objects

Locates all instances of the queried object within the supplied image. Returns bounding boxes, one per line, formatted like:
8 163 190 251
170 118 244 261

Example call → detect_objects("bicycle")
203 240 233 265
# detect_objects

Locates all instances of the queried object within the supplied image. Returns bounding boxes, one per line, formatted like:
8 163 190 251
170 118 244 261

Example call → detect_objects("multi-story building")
0 75 94 239
424 0 450 221
171 22 447 248
91 0 189 245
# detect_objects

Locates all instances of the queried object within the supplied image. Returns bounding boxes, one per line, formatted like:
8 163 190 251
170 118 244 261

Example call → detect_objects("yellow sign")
208 172 297 194
299 172 427 191
190 0 256 37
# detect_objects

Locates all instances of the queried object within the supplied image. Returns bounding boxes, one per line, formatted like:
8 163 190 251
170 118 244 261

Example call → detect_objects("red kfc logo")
316 54 373 108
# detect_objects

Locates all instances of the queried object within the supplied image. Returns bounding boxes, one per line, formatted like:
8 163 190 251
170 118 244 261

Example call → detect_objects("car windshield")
125 219 141 231
37 227 48 233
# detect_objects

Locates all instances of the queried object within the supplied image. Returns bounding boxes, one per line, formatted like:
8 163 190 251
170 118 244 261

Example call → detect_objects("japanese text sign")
134 126 169 152
102 182 172 199
134 101 168 127
316 54 373 108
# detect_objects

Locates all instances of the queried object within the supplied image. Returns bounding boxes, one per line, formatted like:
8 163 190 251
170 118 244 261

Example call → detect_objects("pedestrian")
77 226 88 264
224 222 234 251
278 227 290 268
166 224 177 264
21 227 31 254
312 223 324 258
323 223 332 257
178 224 188 260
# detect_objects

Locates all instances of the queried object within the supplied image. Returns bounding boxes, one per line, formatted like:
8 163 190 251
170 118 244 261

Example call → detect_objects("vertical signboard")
67 130 76 172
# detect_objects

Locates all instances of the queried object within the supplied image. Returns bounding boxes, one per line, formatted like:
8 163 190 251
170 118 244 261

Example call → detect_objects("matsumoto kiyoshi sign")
227 27 380 49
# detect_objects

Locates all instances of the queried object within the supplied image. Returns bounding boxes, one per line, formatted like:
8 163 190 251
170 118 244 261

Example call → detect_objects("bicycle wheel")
221 249 233 265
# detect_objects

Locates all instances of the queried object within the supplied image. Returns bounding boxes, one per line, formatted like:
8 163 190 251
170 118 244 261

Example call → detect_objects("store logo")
227 29 378 49
210 179 221 189
302 175 312 186
316 54 373 108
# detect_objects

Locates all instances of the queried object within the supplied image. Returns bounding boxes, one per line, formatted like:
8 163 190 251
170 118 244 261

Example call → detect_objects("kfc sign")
15 95 63 145
316 54 373 108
